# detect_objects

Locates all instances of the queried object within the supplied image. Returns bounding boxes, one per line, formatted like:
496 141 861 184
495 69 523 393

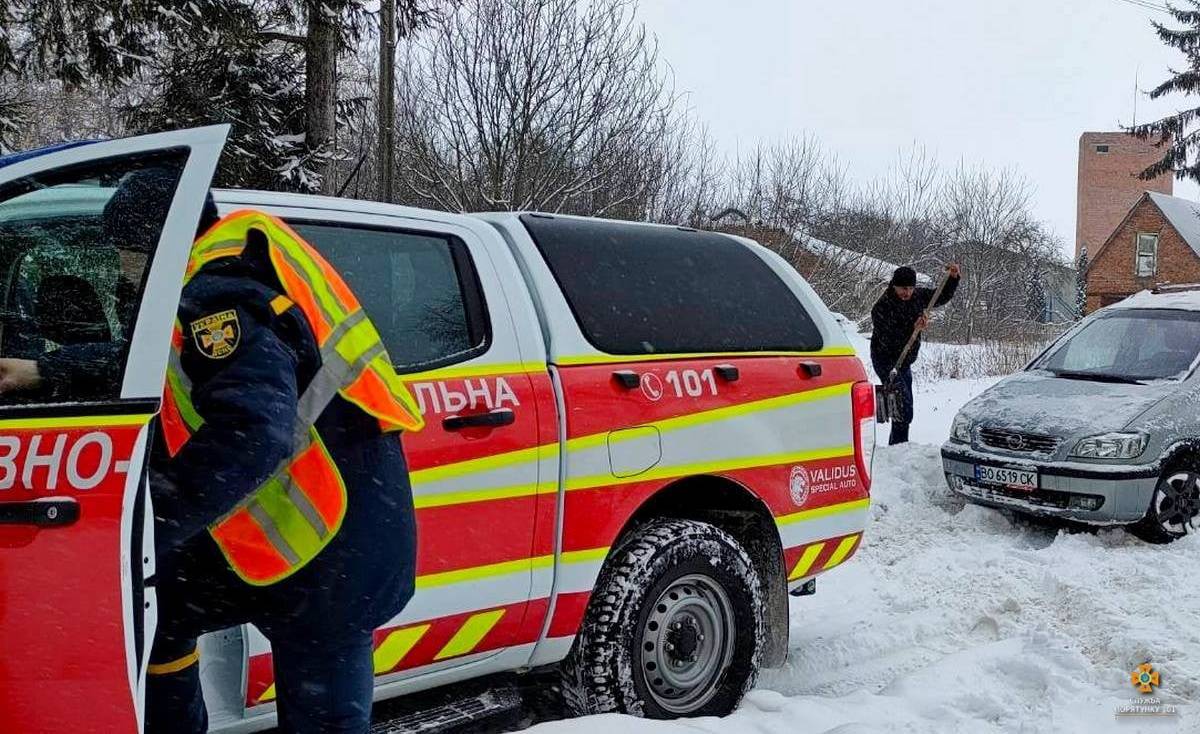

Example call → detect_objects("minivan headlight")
1070 432 1148 459
951 414 972 443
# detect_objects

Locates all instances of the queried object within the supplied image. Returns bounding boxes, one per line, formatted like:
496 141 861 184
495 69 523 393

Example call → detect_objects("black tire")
560 518 764 719
1130 468 1200 544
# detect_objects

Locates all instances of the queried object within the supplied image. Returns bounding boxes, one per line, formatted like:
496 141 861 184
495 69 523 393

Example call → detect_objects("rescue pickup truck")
0 126 874 731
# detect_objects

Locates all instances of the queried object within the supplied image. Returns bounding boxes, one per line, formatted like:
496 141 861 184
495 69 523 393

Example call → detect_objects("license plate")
974 464 1038 491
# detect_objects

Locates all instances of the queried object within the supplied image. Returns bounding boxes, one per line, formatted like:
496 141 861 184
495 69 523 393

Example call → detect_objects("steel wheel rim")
639 573 735 714
1157 471 1200 534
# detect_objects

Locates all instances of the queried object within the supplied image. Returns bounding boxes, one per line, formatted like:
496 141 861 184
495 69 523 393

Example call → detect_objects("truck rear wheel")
560 518 763 719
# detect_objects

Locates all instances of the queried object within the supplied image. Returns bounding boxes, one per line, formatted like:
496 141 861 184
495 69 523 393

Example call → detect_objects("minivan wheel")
560 518 763 719
1130 470 1200 544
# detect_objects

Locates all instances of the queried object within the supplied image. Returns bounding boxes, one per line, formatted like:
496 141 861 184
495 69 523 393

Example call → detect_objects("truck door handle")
443 409 516 431
0 499 78 528
713 364 740 382
612 370 640 389
799 361 823 378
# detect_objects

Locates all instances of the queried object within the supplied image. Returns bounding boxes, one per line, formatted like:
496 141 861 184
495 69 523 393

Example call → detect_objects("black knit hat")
891 266 917 287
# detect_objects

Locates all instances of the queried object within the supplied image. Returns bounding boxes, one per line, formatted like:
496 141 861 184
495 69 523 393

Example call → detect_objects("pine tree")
1129 1 1200 181
0 1 441 193
125 3 312 191
1075 246 1089 319
1024 270 1047 323
0 80 27 153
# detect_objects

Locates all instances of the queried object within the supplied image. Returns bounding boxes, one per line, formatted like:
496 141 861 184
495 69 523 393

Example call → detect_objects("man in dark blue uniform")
146 197 419 733
0 175 419 733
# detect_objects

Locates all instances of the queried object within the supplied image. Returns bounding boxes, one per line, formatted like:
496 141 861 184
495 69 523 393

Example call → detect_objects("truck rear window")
520 215 822 355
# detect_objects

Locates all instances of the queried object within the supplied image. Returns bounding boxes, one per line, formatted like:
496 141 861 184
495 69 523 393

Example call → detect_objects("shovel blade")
875 384 892 423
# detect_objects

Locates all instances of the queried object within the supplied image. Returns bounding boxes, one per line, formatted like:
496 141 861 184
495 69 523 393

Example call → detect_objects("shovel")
876 268 953 423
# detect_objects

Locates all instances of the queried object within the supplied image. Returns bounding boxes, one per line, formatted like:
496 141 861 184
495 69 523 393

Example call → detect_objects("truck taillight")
851 381 875 491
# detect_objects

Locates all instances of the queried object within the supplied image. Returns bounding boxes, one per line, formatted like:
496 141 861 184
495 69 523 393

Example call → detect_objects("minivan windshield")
1034 308 1200 382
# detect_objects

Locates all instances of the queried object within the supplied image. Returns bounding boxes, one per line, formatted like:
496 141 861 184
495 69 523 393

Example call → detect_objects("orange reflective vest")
160 209 424 586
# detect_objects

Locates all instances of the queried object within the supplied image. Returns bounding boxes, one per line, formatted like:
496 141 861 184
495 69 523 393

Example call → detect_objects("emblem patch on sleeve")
190 310 241 359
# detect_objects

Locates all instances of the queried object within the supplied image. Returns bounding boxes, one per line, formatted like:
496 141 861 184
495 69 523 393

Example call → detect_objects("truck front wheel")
560 518 764 719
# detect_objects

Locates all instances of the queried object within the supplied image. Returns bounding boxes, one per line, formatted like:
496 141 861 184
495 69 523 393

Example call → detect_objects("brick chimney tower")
1076 132 1173 261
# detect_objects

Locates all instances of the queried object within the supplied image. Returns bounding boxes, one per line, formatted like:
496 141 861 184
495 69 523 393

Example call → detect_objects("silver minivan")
942 289 1200 542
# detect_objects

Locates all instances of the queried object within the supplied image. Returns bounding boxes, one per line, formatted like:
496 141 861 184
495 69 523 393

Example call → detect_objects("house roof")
1147 192 1200 258
1089 191 1200 267
791 232 934 286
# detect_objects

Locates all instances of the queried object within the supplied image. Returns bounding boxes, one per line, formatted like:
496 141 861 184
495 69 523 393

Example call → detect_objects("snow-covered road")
530 371 1200 733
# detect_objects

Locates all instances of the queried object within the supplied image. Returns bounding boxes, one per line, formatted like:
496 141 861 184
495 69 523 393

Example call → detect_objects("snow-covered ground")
529 332 1200 733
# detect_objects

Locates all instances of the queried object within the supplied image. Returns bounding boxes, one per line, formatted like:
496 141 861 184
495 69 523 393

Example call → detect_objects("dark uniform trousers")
146 250 416 734
146 539 377 734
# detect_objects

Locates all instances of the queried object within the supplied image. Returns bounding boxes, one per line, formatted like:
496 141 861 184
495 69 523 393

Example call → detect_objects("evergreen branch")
258 30 307 45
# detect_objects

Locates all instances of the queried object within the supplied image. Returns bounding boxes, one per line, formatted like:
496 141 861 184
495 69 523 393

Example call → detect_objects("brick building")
1076 132 1173 261
1085 192 1200 312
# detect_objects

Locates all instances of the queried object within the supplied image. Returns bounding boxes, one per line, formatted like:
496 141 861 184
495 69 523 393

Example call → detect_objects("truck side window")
521 215 823 355
290 222 490 373
0 151 186 404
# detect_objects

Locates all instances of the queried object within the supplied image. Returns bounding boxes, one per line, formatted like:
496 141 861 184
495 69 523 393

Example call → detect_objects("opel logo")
1006 434 1025 450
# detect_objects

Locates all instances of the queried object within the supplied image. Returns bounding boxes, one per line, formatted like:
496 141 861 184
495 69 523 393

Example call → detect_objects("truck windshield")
1034 308 1200 382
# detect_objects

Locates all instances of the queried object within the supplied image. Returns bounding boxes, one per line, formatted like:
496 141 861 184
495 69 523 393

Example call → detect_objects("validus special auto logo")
789 463 859 506
789 466 810 506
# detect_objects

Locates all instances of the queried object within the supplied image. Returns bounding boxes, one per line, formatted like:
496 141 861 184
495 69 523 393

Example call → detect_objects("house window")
1135 232 1159 276
1095 144 1110 153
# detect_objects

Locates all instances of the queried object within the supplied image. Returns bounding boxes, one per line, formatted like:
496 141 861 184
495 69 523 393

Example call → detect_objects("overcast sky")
636 0 1197 260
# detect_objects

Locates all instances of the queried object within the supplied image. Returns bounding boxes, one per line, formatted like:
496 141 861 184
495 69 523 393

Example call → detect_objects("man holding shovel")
870 263 961 445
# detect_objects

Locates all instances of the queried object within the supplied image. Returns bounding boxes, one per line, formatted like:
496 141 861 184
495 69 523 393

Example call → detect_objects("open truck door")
0 126 227 732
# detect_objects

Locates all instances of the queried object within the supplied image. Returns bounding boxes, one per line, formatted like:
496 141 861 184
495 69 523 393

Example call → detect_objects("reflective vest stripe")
159 386 191 457
162 326 204 457
166 357 201 429
187 210 422 432
279 471 330 539
297 341 387 433
246 500 304 566
344 362 409 429
212 432 348 585
272 254 334 342
185 242 245 278
289 438 346 530
266 234 346 325
165 209 421 586
208 509 294 581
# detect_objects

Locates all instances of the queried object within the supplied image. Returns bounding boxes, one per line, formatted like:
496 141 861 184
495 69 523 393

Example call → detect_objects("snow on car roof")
1107 288 1200 312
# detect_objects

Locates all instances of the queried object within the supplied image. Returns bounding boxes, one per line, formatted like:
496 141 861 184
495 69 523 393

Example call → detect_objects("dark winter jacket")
869 275 960 374
150 243 417 643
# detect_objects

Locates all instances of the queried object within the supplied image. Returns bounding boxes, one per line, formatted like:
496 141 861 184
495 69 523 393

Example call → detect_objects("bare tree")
393 0 682 216
720 137 897 314
642 117 724 226
934 165 1065 342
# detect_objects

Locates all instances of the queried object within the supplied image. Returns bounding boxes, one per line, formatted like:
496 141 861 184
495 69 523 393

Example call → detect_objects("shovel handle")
890 268 954 371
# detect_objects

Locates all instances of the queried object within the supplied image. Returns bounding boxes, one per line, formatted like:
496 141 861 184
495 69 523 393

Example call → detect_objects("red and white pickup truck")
0 126 874 731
